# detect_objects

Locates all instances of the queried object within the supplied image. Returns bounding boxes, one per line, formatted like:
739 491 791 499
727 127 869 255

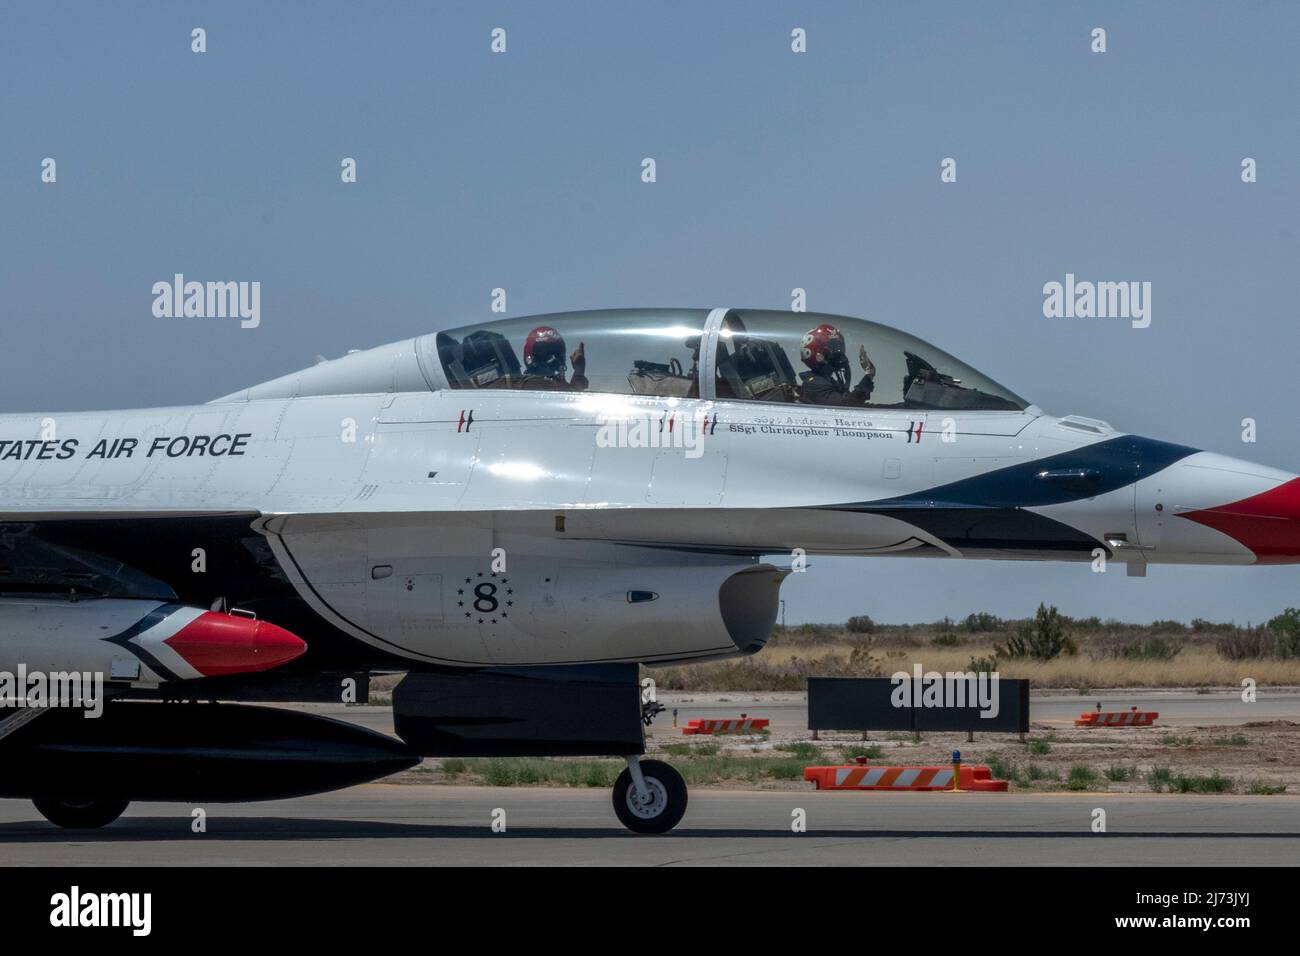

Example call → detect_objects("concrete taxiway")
1 786 1296 865
4 691 1293 866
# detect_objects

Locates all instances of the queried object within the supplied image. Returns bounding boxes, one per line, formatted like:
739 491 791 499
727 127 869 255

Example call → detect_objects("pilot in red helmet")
521 326 588 391
797 323 874 406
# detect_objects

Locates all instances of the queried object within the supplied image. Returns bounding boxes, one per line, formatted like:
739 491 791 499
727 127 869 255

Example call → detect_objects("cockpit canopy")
215 308 1029 410
434 309 1028 412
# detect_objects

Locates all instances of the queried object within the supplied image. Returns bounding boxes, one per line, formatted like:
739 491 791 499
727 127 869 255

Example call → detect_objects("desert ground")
359 610 1300 796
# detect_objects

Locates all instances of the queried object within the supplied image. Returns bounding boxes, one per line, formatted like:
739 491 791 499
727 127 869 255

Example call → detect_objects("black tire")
612 759 687 834
33 797 130 829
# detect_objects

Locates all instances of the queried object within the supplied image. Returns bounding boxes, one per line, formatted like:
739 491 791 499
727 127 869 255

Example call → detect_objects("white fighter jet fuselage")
1 307 1296 677
2 308 1296 832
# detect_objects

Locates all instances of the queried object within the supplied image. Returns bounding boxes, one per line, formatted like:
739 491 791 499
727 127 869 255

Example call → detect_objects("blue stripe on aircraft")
818 436 1199 557
837 435 1198 512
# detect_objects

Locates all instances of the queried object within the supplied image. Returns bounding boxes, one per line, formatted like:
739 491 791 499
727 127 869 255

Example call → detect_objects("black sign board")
808 676 1029 733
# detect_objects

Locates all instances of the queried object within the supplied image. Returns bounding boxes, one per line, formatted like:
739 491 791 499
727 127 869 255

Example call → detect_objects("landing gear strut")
612 757 687 834
33 797 130 829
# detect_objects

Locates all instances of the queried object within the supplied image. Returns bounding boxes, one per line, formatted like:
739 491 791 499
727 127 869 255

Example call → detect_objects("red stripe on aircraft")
1179 477 1300 563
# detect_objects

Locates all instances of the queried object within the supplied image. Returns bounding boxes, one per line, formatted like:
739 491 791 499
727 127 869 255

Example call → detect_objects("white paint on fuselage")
0 389 1289 567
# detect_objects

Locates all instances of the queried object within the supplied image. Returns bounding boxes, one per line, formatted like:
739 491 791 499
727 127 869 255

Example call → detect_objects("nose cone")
163 612 307 677
1180 475 1300 564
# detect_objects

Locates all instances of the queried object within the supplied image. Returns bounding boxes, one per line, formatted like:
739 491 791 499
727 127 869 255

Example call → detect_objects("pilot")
519 325 588 391
797 323 875 406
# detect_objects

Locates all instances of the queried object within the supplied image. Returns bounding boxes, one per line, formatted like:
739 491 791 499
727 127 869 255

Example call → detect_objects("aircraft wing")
0 512 266 602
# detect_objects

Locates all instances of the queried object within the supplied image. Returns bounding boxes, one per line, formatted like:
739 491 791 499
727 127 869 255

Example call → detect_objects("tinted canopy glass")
434 308 1027 411
437 309 709 398
717 310 1027 411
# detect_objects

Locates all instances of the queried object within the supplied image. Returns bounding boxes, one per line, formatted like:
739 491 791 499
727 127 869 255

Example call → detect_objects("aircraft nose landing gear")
613 757 687 834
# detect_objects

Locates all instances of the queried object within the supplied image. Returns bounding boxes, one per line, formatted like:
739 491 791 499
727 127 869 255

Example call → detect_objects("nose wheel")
613 758 687 834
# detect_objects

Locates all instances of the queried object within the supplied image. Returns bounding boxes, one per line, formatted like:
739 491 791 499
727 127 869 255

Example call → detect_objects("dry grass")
873 645 1300 689
655 644 879 692
367 616 1300 693
655 625 1300 691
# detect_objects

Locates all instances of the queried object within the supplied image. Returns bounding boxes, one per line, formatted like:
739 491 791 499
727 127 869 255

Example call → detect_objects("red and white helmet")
800 323 847 371
523 325 566 373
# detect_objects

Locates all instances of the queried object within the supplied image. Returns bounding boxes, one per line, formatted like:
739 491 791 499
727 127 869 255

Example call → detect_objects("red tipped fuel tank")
160 611 306 677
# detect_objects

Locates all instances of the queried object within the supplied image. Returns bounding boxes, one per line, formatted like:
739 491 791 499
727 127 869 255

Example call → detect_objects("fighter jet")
1 308 1295 833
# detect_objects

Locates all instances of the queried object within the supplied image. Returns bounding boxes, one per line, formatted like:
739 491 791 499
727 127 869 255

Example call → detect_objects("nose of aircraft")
1144 452 1300 564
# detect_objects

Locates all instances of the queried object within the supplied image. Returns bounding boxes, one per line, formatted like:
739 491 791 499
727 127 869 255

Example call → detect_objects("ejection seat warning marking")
456 571 512 625
654 410 719 435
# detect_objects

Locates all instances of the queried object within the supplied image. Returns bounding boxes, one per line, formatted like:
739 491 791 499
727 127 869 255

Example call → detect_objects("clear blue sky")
3 2 1298 624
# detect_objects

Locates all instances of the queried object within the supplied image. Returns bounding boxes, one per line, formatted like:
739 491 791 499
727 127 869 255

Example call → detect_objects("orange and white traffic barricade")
1074 706 1158 728
681 716 770 735
803 758 1008 792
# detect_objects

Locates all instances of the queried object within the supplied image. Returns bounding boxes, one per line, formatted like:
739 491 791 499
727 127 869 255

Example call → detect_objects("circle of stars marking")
458 571 510 623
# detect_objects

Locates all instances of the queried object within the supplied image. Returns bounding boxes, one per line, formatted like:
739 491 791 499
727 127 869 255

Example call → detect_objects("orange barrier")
1074 707 1158 728
681 716 770 735
803 761 1008 792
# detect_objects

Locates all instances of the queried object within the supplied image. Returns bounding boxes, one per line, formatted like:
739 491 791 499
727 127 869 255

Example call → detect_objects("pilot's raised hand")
570 341 586 377
858 345 876 377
